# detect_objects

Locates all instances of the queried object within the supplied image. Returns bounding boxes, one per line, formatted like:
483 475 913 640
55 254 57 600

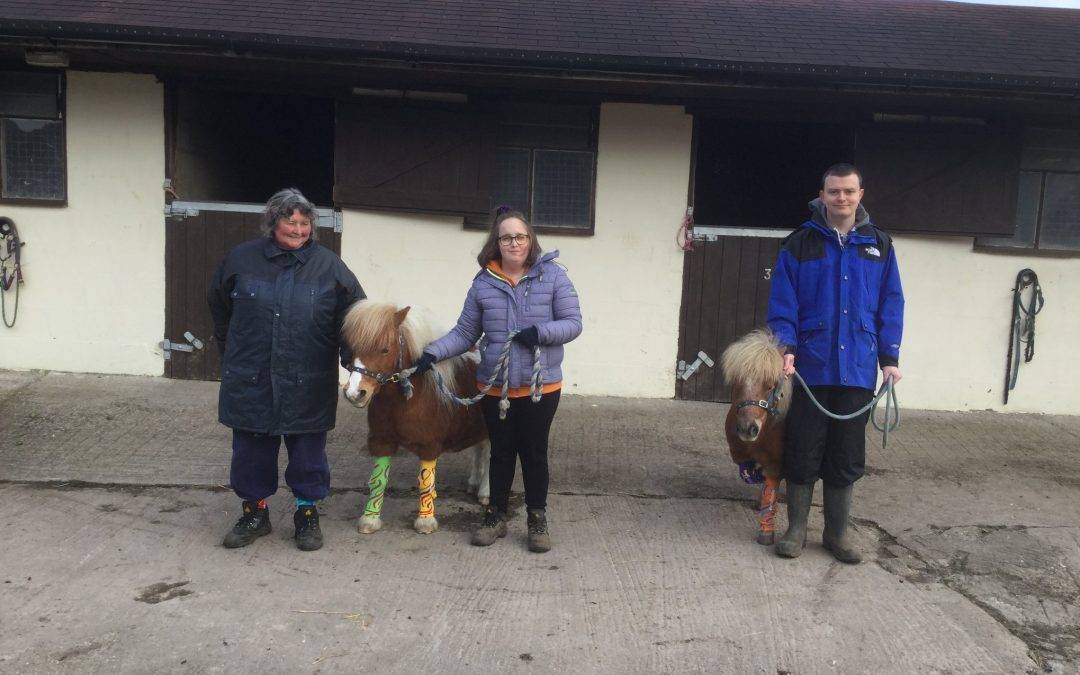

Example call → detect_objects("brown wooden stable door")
164 203 342 381
676 234 782 402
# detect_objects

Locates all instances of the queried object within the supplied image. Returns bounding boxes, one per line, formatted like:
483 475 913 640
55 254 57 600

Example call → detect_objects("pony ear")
393 306 411 326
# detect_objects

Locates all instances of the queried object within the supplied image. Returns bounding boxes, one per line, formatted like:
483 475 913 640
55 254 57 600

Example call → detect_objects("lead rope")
395 330 543 420
791 370 900 449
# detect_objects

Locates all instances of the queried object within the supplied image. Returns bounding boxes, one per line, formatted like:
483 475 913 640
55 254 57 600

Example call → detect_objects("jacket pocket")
859 317 879 368
797 315 830 366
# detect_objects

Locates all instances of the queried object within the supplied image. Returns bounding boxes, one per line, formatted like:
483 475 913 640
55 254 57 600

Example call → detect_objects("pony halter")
734 380 785 417
348 334 408 385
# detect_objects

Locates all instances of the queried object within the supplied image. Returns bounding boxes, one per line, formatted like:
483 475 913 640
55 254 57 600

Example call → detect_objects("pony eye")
380 347 389 354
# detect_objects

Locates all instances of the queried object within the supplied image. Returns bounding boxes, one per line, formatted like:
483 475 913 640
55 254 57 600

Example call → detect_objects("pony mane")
341 300 470 406
720 329 792 418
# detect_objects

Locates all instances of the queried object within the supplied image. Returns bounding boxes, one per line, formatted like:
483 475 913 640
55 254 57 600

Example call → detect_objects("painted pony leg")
414 458 438 534
756 476 780 545
359 456 392 534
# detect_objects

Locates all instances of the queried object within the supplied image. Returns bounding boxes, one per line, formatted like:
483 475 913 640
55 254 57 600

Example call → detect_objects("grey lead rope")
396 330 543 420
791 370 900 449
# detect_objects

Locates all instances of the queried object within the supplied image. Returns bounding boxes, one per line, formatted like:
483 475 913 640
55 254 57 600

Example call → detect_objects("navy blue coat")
767 202 904 390
207 238 364 434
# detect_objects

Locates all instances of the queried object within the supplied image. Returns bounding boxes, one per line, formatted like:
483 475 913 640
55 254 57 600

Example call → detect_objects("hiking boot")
471 507 507 546
293 506 324 551
775 481 814 559
222 501 271 548
822 484 862 564
526 508 551 553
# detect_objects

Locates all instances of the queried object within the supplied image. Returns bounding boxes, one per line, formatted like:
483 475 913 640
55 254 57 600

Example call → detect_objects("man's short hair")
822 163 863 188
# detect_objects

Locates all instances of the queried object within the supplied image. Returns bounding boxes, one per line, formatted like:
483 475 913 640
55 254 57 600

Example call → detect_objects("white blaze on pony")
340 300 491 534
344 358 367 406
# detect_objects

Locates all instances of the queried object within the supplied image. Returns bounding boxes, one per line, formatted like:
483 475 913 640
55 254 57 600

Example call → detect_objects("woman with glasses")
413 208 582 552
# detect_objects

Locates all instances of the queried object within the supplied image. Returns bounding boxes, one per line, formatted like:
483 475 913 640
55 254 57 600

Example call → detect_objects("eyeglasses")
498 233 530 247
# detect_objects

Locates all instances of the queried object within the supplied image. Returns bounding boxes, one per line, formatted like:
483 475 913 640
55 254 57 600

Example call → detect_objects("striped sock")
256 499 268 510
296 498 316 509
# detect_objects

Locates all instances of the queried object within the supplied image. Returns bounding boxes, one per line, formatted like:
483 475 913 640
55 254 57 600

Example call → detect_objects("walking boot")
293 506 324 551
471 507 507 546
775 481 814 558
526 508 552 553
822 483 862 564
222 501 271 548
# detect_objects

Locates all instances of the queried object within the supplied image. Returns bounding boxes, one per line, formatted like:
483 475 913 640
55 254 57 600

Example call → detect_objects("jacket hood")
808 198 871 233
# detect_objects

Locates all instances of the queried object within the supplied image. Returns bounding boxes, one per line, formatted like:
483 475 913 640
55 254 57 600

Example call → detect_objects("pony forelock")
341 300 471 407
721 329 792 418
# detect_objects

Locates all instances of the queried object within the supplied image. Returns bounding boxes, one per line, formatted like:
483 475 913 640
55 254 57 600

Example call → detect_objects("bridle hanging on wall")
1003 268 1044 405
0 217 24 328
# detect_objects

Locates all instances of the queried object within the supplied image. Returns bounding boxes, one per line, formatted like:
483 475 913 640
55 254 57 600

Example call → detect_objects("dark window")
977 129 1080 254
0 71 65 204
484 103 597 234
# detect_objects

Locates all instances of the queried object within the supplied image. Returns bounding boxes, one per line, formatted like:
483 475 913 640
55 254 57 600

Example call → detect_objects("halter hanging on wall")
0 217 24 328
1003 268 1044 405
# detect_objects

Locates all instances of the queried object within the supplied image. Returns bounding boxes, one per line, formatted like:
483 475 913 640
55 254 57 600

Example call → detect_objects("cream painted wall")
339 103 693 397
895 235 1078 414
0 71 165 375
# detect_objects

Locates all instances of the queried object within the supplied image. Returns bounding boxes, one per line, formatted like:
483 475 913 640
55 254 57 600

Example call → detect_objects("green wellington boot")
775 481 814 558
822 484 862 564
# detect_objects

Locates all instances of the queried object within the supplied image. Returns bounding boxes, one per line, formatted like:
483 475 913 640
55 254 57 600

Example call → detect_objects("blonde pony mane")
720 329 792 418
341 300 470 406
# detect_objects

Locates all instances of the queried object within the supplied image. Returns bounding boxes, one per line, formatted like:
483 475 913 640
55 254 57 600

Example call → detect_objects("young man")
766 164 904 564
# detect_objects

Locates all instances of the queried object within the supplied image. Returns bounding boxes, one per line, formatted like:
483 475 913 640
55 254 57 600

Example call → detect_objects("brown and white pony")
721 329 791 545
341 301 489 535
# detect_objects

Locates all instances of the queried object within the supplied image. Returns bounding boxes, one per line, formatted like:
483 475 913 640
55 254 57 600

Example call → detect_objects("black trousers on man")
480 390 561 513
784 385 873 487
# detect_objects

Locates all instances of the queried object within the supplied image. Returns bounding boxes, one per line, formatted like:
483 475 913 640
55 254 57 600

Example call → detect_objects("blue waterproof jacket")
767 199 904 390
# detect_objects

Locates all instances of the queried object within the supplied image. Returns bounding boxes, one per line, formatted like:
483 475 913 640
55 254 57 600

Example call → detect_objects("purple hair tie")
495 204 513 216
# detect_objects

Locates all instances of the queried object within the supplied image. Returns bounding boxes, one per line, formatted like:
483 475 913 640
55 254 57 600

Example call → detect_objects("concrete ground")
0 370 1077 674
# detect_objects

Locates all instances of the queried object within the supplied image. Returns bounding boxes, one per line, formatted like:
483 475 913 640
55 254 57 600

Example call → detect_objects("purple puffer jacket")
426 250 583 389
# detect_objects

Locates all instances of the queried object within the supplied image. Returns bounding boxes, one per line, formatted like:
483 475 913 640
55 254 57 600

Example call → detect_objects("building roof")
1 0 1079 92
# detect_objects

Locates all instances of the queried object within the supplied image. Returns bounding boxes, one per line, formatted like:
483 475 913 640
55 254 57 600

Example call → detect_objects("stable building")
0 0 1077 414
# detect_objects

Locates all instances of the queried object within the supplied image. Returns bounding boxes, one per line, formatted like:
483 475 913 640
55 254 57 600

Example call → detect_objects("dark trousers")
230 430 330 502
480 390 561 513
784 385 873 488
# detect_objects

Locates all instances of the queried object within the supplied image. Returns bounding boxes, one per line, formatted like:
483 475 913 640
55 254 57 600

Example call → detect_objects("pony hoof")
477 494 490 506
756 531 775 546
414 516 438 534
358 515 383 534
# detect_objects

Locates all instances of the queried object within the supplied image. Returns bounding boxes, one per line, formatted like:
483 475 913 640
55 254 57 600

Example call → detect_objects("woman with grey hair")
208 188 364 551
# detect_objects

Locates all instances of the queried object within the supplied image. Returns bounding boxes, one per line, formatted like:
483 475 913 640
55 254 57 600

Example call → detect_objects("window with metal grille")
476 103 598 234
0 71 65 204
977 129 1080 255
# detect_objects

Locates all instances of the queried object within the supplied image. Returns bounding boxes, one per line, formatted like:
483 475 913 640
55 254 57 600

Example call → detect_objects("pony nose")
738 421 760 440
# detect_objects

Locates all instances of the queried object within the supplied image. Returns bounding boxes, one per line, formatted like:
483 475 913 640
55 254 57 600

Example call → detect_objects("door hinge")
161 331 204 360
677 351 715 381
164 203 199 219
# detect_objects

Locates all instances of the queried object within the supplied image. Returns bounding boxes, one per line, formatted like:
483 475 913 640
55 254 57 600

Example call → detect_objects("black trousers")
784 385 873 488
480 390 561 513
